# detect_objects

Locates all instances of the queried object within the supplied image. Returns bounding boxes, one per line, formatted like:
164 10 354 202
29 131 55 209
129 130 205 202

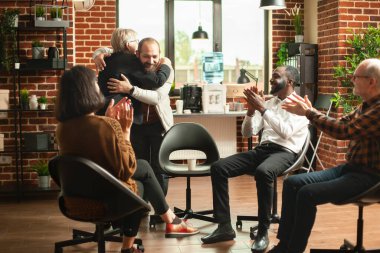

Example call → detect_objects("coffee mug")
175 100 183 114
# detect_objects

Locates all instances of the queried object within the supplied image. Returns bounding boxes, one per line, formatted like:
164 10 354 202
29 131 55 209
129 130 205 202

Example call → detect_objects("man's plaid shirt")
306 94 380 175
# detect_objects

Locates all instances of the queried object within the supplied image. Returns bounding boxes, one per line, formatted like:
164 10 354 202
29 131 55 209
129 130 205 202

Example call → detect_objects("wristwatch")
130 86 135 95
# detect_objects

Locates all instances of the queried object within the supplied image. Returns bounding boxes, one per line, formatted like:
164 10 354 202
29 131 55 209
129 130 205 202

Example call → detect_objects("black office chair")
310 181 380 253
153 122 219 226
49 155 151 253
236 130 310 239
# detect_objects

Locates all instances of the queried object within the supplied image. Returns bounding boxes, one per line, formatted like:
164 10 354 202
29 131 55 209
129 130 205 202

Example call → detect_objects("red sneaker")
165 220 199 238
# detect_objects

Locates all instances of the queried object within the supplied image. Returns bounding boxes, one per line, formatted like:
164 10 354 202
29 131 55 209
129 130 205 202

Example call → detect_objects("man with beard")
96 35 174 195
201 66 309 253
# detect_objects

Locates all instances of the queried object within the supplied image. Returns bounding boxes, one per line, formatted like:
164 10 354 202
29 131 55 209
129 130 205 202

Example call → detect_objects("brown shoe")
165 219 199 238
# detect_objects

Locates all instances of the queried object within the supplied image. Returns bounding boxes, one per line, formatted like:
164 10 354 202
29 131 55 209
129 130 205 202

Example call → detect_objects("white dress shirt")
241 92 309 153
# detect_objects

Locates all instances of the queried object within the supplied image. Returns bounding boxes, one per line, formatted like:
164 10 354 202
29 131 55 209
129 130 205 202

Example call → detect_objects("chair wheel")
236 220 242 229
137 244 144 252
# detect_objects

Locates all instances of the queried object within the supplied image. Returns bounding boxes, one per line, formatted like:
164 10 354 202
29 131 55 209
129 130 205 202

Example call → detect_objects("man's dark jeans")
277 163 380 253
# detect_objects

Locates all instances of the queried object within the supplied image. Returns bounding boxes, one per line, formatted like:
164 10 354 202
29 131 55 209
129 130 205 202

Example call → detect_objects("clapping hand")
244 86 265 114
281 94 312 116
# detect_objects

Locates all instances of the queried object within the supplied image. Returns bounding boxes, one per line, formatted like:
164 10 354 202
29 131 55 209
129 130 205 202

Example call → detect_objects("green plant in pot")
37 96 48 110
0 9 20 72
276 42 289 67
333 25 380 113
32 40 44 59
36 6 45 21
31 160 50 188
20 88 29 110
50 7 62 21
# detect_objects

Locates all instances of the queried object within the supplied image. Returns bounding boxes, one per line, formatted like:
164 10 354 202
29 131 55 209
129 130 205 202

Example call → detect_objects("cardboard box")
0 133 4 151
0 90 9 110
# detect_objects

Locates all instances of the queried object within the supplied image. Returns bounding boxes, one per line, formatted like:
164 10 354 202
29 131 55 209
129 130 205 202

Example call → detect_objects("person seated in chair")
267 58 380 253
55 65 198 253
201 66 309 253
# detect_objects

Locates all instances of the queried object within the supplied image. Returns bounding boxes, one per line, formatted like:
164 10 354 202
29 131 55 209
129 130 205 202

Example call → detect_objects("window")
118 0 265 90
222 0 264 90
118 0 165 54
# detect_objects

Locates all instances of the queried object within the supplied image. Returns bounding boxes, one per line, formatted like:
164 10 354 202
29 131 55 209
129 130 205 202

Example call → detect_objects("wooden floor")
1 175 380 253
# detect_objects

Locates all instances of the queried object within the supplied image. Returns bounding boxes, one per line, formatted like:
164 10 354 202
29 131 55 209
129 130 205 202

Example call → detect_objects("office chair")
310 181 380 253
236 130 310 239
49 155 151 253
152 122 219 227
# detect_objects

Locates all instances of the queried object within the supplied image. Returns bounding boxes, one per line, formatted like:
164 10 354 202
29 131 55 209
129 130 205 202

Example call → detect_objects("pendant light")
192 2 208 40
259 0 286 10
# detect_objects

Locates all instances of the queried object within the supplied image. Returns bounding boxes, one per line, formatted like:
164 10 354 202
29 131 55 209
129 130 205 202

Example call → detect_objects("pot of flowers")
285 4 303 43
31 160 50 188
36 5 45 21
50 7 62 21
20 88 29 110
37 96 47 110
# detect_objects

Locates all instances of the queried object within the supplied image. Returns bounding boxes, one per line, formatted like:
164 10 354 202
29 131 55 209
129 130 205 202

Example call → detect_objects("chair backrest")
335 181 380 206
281 129 310 176
158 122 220 176
49 155 150 223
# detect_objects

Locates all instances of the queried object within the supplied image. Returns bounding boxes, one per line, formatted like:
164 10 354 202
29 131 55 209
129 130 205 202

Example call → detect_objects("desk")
171 111 246 160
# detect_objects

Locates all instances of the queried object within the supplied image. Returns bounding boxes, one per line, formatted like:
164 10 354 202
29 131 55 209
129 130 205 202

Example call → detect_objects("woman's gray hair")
110 28 137 53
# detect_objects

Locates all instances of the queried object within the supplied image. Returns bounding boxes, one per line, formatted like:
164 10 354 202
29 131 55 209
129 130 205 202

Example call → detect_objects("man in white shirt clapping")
201 66 309 253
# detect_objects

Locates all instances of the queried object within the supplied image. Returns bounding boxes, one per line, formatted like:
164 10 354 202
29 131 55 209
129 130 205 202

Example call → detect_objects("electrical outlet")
0 156 12 164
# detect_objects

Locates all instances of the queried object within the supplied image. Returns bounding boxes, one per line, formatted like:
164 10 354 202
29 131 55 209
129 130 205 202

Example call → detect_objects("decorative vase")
295 35 304 43
32 47 45 59
29 95 38 110
38 175 50 188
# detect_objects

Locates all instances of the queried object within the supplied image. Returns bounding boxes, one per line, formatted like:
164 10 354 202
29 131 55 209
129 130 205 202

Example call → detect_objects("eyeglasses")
350 74 370 81
127 39 139 44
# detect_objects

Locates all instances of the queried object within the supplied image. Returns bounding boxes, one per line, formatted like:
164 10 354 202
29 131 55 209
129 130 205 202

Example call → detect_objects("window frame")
117 0 270 92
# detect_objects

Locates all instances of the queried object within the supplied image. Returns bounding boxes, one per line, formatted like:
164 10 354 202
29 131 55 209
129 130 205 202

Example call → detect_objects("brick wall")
1 0 380 190
0 0 116 191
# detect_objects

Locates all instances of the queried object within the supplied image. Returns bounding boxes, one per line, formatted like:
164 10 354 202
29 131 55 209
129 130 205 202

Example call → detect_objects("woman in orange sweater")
55 65 198 253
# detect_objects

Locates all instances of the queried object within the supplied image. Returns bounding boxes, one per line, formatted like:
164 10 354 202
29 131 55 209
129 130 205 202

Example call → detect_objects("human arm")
241 87 265 137
92 47 113 72
129 57 172 90
107 58 173 94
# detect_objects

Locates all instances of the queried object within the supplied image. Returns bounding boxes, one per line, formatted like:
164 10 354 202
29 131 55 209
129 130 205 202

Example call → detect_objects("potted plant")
31 160 50 188
276 42 289 67
37 96 47 110
36 5 45 21
0 9 19 71
20 88 29 110
285 4 303 43
50 7 62 21
333 25 380 113
32 40 44 59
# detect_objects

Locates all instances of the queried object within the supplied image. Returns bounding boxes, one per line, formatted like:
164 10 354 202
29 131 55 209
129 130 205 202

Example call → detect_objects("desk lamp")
237 69 258 88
